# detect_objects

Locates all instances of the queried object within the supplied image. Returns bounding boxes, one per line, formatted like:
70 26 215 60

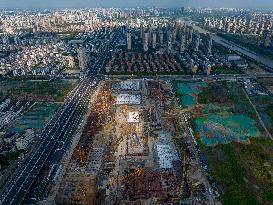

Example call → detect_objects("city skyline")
1 0 273 9
1 5 273 205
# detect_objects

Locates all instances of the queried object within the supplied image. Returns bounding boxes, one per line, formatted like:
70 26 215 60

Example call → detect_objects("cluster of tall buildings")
204 14 273 47
204 15 273 36
77 47 90 71
0 10 101 33
184 7 247 14
126 21 212 55
99 7 182 19
0 8 184 34
105 20 219 75
0 7 128 77
0 25 112 76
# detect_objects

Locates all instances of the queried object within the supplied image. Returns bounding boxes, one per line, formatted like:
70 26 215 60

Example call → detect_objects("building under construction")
53 79 217 205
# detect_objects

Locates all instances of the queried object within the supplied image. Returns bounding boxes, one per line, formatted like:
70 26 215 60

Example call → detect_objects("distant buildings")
180 34 186 53
125 20 206 54
159 30 164 45
127 32 132 50
152 32 157 49
167 33 173 53
143 32 149 52
140 22 144 40
77 47 89 71
261 30 272 47
203 12 273 52
187 27 193 43
0 8 124 76
192 32 200 52
204 33 212 54
204 13 273 36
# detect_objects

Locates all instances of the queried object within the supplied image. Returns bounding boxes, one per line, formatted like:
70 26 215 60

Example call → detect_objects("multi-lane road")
107 73 273 81
0 79 91 204
0 30 121 205
181 18 273 70
1 26 271 204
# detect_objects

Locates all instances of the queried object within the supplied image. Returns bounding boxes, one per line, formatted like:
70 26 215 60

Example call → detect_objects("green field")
0 79 77 102
249 94 273 135
202 138 273 205
173 80 273 205
211 66 243 75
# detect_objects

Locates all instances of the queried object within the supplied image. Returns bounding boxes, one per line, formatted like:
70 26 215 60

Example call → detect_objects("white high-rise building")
77 47 89 71
205 33 212 54
152 32 157 49
187 27 193 43
168 33 173 53
193 33 200 52
180 34 186 53
140 22 144 39
159 30 164 45
148 25 152 46
143 32 149 52
127 32 132 50
67 55 75 69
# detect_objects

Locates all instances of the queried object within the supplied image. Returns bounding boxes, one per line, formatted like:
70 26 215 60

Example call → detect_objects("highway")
0 29 121 205
180 18 273 69
106 73 273 81
3 26 270 204
23 78 95 203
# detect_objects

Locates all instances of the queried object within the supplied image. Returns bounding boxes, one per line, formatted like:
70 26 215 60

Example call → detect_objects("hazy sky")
1 0 273 9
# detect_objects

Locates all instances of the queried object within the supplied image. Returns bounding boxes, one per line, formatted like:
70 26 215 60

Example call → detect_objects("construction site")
53 79 221 205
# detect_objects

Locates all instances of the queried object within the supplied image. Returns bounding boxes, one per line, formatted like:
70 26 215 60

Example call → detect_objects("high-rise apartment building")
127 32 132 50
143 32 149 52
193 32 200 52
159 30 164 45
180 34 186 53
204 33 212 54
77 47 89 71
152 32 157 49
167 33 173 53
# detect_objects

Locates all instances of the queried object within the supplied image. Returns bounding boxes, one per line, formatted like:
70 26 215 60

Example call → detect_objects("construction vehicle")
77 146 85 166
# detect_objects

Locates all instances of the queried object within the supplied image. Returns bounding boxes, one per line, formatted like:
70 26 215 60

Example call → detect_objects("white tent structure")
116 94 141 105
128 112 139 123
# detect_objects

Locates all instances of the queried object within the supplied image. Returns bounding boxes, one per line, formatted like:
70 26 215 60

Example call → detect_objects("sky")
1 0 273 9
